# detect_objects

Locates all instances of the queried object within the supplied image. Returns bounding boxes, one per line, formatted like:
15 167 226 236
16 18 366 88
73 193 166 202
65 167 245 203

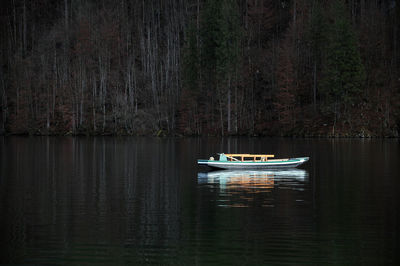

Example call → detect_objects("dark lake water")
1 137 399 265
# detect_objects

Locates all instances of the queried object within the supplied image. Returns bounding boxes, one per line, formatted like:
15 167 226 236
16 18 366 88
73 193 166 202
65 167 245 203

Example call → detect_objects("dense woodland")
0 0 399 136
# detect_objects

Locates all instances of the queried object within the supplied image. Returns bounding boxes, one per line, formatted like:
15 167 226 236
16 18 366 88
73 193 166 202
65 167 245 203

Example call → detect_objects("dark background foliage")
0 0 399 136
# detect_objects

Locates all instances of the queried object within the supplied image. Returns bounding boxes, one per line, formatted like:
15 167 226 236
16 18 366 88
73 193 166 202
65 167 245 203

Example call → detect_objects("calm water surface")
0 137 399 265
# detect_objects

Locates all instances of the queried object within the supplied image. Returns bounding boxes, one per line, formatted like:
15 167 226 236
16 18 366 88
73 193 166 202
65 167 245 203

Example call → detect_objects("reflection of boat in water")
198 169 308 181
198 169 308 190
198 153 309 170
198 169 309 207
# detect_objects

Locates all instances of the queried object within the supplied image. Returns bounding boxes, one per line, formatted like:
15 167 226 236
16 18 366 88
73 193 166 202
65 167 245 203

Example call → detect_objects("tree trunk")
65 0 69 33
47 84 50 131
12 0 17 48
235 75 238 134
92 75 97 132
0 71 6 134
23 0 27 56
227 77 231 133
52 47 57 117
219 97 224 136
313 61 317 113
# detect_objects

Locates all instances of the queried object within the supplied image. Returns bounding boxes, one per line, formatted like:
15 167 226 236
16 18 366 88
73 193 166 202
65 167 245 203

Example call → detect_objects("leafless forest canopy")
0 0 399 136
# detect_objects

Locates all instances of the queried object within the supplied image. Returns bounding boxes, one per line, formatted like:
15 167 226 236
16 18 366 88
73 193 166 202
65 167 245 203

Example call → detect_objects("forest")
0 0 399 137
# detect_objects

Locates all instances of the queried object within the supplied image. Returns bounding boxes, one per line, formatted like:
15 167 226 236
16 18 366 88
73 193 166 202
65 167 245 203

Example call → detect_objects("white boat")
197 153 309 170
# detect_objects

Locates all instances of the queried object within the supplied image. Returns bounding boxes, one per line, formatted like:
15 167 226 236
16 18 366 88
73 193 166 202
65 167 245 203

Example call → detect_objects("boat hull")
197 157 309 170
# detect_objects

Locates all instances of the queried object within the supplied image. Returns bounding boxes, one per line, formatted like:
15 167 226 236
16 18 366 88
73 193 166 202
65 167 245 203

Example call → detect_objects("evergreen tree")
216 0 241 81
183 0 242 135
201 0 222 86
307 0 328 112
182 22 199 93
179 22 200 135
215 0 241 134
199 0 241 92
275 35 296 133
321 0 365 128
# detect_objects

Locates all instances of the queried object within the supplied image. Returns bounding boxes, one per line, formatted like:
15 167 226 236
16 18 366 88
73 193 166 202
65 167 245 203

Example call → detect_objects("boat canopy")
219 153 275 162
